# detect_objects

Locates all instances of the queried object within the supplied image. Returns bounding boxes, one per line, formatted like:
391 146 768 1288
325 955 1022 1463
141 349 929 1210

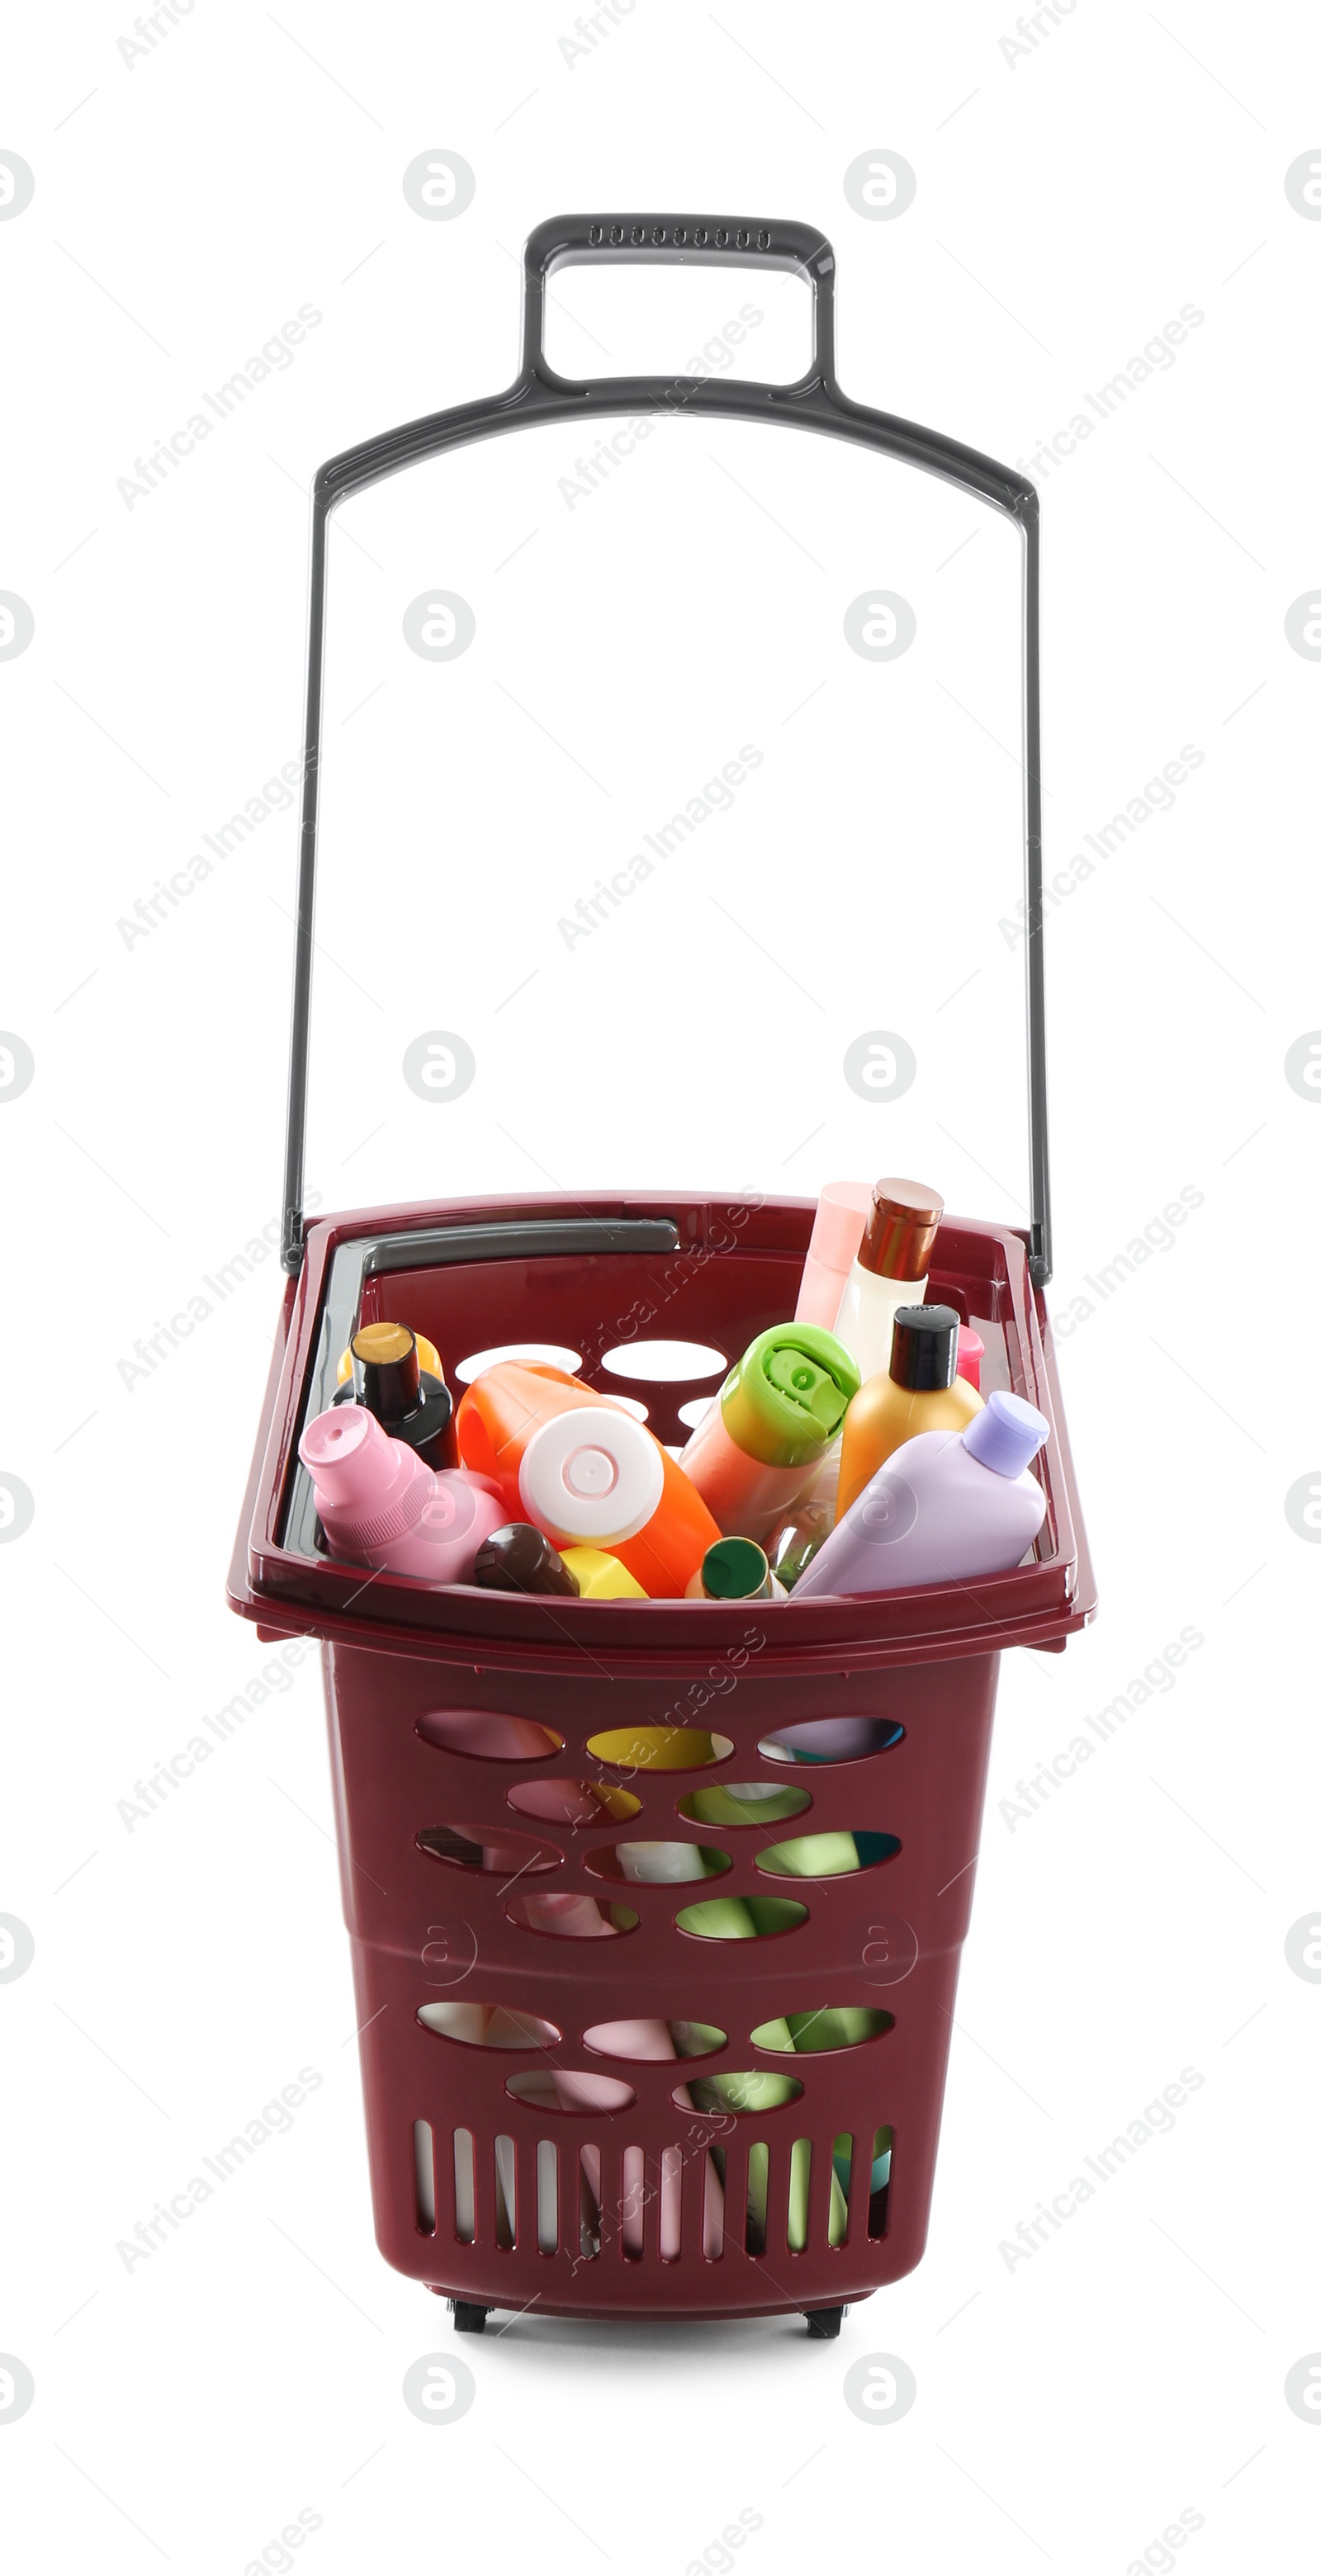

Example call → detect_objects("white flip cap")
519 1406 665 1545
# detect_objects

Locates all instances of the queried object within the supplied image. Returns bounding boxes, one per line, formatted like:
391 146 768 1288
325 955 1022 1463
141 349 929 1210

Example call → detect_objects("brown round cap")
857 1179 945 1282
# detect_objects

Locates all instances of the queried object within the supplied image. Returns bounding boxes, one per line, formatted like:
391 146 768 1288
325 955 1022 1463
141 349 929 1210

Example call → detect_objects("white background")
2 2 1320 2569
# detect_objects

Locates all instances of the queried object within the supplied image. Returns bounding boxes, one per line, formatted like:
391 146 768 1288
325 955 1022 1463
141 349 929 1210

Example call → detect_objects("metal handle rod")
282 212 1049 1283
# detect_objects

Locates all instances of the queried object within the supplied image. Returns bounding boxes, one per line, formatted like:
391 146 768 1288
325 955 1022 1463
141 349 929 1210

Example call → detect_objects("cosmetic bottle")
831 1179 945 1386
792 1389 1050 1598
836 1304 983 1520
679 1324 859 1544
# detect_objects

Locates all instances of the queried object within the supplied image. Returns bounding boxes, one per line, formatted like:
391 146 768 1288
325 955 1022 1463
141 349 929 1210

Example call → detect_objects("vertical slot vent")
831 2132 854 2244
868 2125 893 2239
621 2145 645 2260
660 2145 683 2262
413 2120 436 2234
536 2139 558 2254
579 2145 602 2259
453 2128 476 2243
787 2138 811 2252
745 2143 769 2256
494 2134 516 2248
706 2146 726 2258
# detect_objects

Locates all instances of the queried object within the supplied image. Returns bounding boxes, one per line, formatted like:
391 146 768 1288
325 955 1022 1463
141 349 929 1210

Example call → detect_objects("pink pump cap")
300 1404 428 1542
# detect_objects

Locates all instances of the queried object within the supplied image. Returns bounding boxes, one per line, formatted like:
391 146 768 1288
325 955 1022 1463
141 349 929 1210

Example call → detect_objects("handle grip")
521 212 836 378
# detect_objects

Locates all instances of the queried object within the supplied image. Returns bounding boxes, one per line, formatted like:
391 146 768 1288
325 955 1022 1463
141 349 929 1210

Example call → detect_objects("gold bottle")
836 1303 984 1521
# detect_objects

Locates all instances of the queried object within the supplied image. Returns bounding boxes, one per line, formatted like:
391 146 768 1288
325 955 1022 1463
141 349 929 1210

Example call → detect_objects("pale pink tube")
299 1404 505 1583
793 1182 871 1329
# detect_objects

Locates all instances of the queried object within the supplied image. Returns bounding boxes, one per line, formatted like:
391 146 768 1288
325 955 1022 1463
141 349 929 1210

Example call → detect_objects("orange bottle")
456 1363 719 1598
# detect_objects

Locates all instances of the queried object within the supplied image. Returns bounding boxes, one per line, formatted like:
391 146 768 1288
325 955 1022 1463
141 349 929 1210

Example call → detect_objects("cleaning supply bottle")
792 1388 1050 1598
679 1324 859 1545
332 1321 457 1469
793 1182 873 1330
836 1305 984 1520
299 1405 505 1583
458 1363 720 1597
472 1523 580 1596
684 1538 788 1601
831 1179 945 1386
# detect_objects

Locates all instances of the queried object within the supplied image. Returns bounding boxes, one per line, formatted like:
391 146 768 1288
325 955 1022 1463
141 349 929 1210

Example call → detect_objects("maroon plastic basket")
229 215 1096 2337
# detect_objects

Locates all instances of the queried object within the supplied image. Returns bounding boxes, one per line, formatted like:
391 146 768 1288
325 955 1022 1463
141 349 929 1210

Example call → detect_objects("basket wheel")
803 2305 846 2340
449 2299 490 2334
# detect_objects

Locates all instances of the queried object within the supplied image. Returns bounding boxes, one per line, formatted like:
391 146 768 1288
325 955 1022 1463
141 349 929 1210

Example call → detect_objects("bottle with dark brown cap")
831 1179 945 1386
472 1522 580 1596
835 1302 983 1520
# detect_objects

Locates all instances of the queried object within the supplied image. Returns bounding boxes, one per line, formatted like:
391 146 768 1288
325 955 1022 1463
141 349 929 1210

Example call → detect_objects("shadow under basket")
229 1189 1096 2328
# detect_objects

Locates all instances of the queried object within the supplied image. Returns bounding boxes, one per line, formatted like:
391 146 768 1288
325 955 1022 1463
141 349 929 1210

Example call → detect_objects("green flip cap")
719 1323 861 1470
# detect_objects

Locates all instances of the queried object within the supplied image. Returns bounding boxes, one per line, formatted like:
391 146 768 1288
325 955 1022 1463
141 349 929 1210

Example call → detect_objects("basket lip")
230 1189 1096 1673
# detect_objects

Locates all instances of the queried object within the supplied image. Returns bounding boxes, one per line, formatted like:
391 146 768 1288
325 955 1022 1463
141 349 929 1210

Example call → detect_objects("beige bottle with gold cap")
830 1179 945 1387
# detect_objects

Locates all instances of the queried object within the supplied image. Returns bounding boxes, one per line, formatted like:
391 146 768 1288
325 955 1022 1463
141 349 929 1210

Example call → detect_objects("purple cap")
962 1388 1049 1478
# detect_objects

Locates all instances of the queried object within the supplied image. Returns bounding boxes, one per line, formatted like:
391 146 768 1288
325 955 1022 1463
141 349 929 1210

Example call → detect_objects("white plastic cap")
518 1406 665 1545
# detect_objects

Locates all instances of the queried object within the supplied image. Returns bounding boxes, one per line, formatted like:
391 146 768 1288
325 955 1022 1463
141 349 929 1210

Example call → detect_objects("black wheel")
804 2305 845 2339
449 2300 490 2334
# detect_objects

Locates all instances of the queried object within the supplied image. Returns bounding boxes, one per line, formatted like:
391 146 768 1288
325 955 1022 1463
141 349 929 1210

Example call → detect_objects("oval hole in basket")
675 1896 808 1940
679 2071 804 2115
416 1824 561 1875
583 2018 727 2061
601 1340 727 1383
607 1393 649 1422
417 1710 564 1761
750 2007 894 2054
418 2002 561 2049
757 1717 905 1766
585 1841 732 1885
755 1831 901 1879
504 2070 637 2115
676 1396 714 1432
585 1727 733 1772
678 1781 812 1827
506 1778 642 1825
454 1342 582 1384
506 1892 638 1938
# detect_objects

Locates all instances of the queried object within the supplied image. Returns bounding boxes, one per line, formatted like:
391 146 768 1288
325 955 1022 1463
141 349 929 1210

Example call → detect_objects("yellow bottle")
561 1546 648 1600
836 1303 984 1521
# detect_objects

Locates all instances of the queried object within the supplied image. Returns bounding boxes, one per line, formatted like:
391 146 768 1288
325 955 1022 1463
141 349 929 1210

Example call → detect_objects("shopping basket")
228 212 1096 2337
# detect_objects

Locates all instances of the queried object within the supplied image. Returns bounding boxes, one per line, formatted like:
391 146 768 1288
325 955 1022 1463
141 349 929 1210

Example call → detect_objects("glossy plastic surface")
229 1189 1095 2321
